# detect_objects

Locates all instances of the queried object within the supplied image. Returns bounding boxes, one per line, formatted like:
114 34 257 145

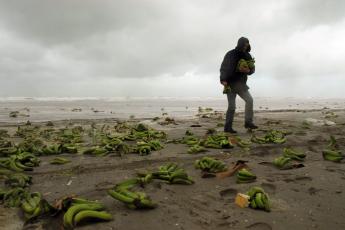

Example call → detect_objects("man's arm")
220 51 237 83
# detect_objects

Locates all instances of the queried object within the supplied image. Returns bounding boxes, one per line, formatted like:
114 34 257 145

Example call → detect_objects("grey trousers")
224 89 254 131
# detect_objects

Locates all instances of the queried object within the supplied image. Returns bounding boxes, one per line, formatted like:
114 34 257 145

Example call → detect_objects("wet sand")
1 108 345 230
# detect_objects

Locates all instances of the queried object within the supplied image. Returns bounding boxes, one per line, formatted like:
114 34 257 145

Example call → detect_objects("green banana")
261 193 271 212
73 210 112 226
63 203 105 228
107 190 135 204
322 149 343 162
283 148 306 161
247 186 265 198
246 186 270 212
194 157 227 173
188 145 206 154
50 157 71 165
255 193 265 209
250 199 257 209
273 156 291 169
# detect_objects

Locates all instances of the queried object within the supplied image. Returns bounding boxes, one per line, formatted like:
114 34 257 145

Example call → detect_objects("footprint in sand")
284 176 312 184
260 183 276 194
219 188 238 201
308 187 323 195
246 222 272 230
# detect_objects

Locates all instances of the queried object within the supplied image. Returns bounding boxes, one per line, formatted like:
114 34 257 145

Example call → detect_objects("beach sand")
1 108 345 230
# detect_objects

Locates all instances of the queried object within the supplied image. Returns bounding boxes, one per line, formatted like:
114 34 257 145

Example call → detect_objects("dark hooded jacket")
219 37 255 93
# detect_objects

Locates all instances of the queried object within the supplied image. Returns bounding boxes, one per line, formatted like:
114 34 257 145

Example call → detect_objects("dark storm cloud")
0 0 344 97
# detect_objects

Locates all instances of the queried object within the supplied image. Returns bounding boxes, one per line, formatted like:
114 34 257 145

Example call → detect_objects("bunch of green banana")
0 168 12 177
16 152 40 166
321 135 343 162
1 187 28 207
21 192 54 220
103 138 130 155
5 172 32 188
125 125 167 141
247 59 255 69
251 130 286 144
235 136 251 149
327 135 338 150
39 144 62 155
247 186 270 212
135 141 152 156
201 133 233 149
108 178 156 209
322 149 344 162
283 148 306 161
147 140 164 151
236 59 249 71
223 85 231 94
83 146 109 156
181 135 200 146
236 168 257 183
0 151 40 171
63 199 112 229
0 146 17 157
0 156 33 172
194 157 227 173
272 156 292 169
50 157 71 165
60 144 78 154
187 144 207 154
152 163 194 185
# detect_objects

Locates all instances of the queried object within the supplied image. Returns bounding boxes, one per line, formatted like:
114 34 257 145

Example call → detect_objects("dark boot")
224 127 237 134
244 122 258 129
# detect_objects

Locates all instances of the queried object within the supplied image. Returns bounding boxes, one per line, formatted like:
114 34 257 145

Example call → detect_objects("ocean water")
0 97 344 122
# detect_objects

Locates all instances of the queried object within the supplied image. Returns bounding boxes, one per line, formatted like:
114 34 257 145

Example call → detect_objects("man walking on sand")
220 37 258 133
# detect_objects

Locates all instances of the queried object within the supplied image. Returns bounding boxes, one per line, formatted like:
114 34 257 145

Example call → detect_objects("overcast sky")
0 0 344 98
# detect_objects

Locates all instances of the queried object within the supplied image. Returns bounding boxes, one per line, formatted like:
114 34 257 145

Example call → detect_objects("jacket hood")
236 37 251 52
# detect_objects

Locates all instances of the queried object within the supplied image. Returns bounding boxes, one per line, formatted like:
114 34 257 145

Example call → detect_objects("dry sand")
1 108 345 230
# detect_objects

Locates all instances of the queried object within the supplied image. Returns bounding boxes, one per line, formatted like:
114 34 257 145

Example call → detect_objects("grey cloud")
0 0 344 97
289 0 345 26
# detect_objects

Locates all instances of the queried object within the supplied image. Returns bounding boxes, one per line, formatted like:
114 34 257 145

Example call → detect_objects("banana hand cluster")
188 145 206 154
194 157 227 173
236 168 257 183
108 178 156 209
50 157 71 165
181 135 200 146
322 136 344 162
0 152 40 172
251 130 287 144
0 187 27 207
134 140 164 156
322 149 344 162
234 136 251 149
236 58 255 71
63 198 112 229
283 148 306 161
83 146 108 156
38 144 62 155
273 156 292 169
201 133 233 149
103 138 130 156
152 163 194 185
5 172 32 188
223 85 231 94
247 186 270 212
21 192 53 221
